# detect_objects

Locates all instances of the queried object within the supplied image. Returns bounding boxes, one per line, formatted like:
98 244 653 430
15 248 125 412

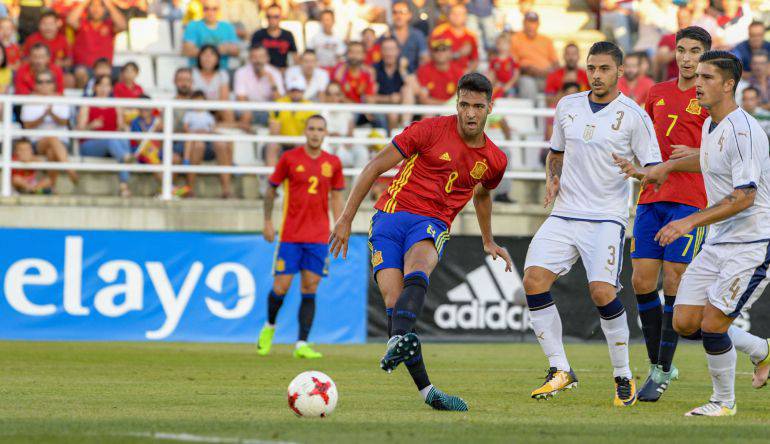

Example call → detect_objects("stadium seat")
282 20 305 54
129 18 173 54
172 19 184 53
112 54 156 90
114 31 130 53
370 23 389 38
155 55 189 92
348 19 369 42
494 98 537 136
304 20 347 45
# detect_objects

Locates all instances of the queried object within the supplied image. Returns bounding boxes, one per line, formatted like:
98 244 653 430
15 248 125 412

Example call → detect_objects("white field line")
125 432 298 444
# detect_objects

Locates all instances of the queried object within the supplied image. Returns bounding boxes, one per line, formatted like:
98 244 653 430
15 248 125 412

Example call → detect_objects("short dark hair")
699 50 743 93
675 26 712 51
0 43 6 69
191 90 206 99
14 138 33 150
39 10 58 23
751 50 769 60
561 81 581 93
175 67 192 77
94 74 112 88
197 44 221 71
749 20 765 30
93 57 111 69
121 61 139 73
320 9 334 19
564 42 579 52
587 41 623 66
347 41 364 52
306 114 327 127
302 49 316 57
743 86 760 96
380 36 398 47
457 72 493 101
29 42 50 55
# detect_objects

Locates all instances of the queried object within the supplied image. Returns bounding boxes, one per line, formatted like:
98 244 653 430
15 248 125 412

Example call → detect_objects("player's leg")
523 217 580 399
580 221 634 406
630 204 666 368
293 268 323 359
257 243 300 356
657 260 688 369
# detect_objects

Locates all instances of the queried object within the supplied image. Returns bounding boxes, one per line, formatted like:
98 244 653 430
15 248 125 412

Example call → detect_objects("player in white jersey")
523 41 662 407
643 51 770 417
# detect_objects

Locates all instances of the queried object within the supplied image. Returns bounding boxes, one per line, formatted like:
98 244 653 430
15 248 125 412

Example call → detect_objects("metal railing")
1 95 554 200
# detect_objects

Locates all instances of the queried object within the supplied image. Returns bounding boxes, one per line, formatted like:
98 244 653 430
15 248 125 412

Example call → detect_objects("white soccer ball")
287 371 338 418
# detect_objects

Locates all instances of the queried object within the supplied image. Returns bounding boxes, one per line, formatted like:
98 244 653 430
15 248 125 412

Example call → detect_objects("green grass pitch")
1 340 769 443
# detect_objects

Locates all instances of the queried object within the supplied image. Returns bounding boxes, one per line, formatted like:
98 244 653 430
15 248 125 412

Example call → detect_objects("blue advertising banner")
0 228 368 343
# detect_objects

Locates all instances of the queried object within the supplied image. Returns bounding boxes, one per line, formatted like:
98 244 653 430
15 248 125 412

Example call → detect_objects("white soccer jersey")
550 91 662 225
700 107 770 244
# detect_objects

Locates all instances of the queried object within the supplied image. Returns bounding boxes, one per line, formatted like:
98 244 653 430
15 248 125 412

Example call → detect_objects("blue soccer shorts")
368 210 449 276
632 202 706 264
273 242 330 276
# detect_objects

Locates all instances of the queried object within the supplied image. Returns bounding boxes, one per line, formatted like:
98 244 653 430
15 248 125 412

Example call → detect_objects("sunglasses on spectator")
203 6 219 11
36 78 54 84
267 15 281 19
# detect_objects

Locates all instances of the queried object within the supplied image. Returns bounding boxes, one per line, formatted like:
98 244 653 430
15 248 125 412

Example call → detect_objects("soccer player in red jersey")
614 26 712 401
330 73 511 411
256 115 345 360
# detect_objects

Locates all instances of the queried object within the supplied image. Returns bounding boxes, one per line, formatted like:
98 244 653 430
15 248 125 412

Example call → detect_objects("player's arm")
543 149 563 207
641 154 701 190
473 184 513 271
329 144 405 259
263 185 278 243
655 186 756 246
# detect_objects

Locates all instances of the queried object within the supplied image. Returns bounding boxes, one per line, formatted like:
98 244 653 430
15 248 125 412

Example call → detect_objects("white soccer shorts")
524 216 626 288
676 241 770 317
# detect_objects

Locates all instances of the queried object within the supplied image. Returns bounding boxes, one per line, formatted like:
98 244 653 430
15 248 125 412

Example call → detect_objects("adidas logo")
435 255 531 331
296 165 305 172
440 152 451 161
656 98 665 106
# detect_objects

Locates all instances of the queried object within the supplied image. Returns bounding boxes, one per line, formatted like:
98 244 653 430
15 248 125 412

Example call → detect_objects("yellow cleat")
685 401 736 417
531 367 578 400
752 339 770 389
293 343 323 359
613 377 637 407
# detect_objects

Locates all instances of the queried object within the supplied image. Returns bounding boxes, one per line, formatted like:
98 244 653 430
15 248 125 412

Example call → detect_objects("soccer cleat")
293 343 323 359
380 333 421 373
613 376 637 407
256 325 275 356
751 339 770 389
638 364 679 402
685 400 736 417
425 386 469 411
530 367 578 400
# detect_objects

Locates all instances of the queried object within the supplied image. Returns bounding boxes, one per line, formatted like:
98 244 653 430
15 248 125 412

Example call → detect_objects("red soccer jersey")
114 81 145 98
73 17 116 67
4 43 21 66
268 147 345 244
430 24 478 69
639 79 707 208
416 61 464 101
366 43 381 66
544 67 590 95
333 65 376 103
22 32 72 64
13 63 65 95
375 115 507 228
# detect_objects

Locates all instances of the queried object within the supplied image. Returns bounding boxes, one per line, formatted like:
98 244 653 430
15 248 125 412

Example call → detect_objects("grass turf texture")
1 341 769 443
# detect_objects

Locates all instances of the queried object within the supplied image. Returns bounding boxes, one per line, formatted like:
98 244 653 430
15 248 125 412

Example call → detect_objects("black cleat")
380 333 421 373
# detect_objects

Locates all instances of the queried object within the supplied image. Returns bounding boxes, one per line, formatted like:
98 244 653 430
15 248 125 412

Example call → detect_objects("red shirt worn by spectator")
333 65 376 103
366 43 382 66
639 79 707 208
416 61 464 101
375 115 507 227
22 32 73 63
489 56 518 98
4 43 21 66
113 81 145 98
84 106 119 142
618 75 655 105
14 63 65 94
268 146 345 244
430 24 478 70
544 67 589 95
73 17 116 66
658 33 679 81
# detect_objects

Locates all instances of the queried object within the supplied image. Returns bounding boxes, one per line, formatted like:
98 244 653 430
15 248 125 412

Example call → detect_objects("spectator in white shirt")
321 81 366 167
284 50 329 101
307 9 345 69
234 45 284 130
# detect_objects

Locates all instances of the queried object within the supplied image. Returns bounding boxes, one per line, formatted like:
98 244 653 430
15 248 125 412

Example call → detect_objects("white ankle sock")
419 384 433 400
707 346 736 404
600 312 632 379
728 325 768 364
529 305 570 371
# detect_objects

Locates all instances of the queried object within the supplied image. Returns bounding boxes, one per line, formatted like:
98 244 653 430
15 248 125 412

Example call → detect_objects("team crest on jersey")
275 258 286 272
321 162 333 177
583 124 596 141
685 98 702 115
440 152 451 161
296 165 305 173
656 98 665 106
371 250 383 267
470 161 488 179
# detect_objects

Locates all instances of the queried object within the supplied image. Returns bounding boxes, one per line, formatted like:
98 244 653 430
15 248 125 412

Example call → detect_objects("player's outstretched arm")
329 144 405 259
612 153 648 181
473 185 513 272
656 187 756 246
543 150 563 207
641 154 701 190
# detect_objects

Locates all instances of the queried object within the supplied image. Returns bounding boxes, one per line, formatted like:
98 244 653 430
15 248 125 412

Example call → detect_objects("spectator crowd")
1 0 770 200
